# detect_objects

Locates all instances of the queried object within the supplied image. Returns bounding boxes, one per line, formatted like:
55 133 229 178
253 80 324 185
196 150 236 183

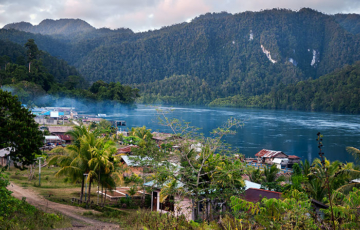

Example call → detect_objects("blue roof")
42 111 64 116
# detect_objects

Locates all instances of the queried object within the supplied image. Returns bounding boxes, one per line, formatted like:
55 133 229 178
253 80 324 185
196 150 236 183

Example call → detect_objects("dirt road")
7 183 120 230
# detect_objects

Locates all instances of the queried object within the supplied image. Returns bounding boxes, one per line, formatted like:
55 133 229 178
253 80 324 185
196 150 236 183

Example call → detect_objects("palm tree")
129 126 153 143
346 147 360 163
89 139 117 205
249 168 263 184
307 158 360 201
261 165 285 191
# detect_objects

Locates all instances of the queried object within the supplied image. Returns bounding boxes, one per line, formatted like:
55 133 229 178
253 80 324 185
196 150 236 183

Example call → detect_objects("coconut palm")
89 139 117 204
346 147 360 163
261 165 285 191
307 158 360 201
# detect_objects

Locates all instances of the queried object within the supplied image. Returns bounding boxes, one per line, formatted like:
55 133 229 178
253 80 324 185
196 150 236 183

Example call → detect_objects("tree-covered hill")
0 39 139 107
209 61 360 113
2 8 360 111
2 9 360 93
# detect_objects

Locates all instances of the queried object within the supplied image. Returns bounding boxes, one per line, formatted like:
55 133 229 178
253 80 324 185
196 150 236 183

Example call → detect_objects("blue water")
90 105 360 163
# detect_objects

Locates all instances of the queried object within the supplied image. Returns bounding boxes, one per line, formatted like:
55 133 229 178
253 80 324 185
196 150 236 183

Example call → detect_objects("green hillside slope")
209 61 360 113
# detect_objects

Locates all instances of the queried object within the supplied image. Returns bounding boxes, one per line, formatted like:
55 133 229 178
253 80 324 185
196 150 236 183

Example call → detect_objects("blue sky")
1 0 360 32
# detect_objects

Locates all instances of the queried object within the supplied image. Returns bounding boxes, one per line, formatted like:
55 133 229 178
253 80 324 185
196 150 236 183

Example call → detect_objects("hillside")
2 8 360 110
209 61 360 113
0 39 139 107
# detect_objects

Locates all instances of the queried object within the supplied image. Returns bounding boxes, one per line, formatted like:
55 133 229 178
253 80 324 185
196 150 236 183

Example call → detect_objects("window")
160 195 174 212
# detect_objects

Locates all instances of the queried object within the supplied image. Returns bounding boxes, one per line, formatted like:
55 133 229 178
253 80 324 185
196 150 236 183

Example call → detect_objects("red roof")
255 149 288 158
244 188 282 203
117 145 138 154
57 134 73 141
288 155 300 159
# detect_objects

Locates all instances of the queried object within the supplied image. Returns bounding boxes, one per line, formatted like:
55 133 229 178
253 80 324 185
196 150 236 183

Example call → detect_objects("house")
287 155 301 168
0 148 12 167
243 188 282 203
145 180 262 221
120 155 151 176
47 126 73 136
116 145 138 155
255 149 288 164
152 132 174 145
57 134 73 144
44 135 63 144
272 158 288 169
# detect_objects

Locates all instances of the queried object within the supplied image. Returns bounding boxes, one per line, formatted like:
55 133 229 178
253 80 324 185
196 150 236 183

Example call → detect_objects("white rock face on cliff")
311 49 319 66
261 45 277 63
249 30 253 41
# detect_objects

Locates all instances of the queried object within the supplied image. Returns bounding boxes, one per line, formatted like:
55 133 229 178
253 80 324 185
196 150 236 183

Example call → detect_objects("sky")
1 0 360 32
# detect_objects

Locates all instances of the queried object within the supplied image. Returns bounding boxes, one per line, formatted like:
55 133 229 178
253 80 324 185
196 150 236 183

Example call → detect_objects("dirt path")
7 183 120 230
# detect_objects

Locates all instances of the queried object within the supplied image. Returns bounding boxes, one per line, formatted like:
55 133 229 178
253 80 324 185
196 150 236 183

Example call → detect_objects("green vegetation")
48 124 122 205
0 89 44 169
0 39 139 107
2 9 360 112
0 168 71 229
209 61 360 113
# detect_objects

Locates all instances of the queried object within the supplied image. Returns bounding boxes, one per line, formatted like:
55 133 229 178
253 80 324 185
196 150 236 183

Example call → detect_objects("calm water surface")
87 105 360 163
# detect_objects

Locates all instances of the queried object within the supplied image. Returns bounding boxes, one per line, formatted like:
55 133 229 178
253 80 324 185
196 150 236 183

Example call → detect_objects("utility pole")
37 157 43 186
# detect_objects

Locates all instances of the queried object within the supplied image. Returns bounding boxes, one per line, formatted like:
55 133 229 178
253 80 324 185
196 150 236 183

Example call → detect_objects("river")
89 105 360 163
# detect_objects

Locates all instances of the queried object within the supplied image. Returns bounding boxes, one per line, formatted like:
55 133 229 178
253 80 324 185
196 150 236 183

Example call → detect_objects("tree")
24 39 40 73
149 111 245 220
261 164 285 191
0 89 43 169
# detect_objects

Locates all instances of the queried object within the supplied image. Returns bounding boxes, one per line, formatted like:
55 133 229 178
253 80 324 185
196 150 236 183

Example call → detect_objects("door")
153 192 158 211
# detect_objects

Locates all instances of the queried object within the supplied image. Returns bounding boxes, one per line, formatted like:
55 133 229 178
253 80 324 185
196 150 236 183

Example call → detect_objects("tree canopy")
0 89 43 169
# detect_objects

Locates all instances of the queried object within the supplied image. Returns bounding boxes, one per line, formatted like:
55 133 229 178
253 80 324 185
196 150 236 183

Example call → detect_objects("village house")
255 149 288 164
0 148 12 167
287 155 301 168
119 155 152 176
47 126 74 136
116 145 138 155
151 132 175 145
145 180 262 221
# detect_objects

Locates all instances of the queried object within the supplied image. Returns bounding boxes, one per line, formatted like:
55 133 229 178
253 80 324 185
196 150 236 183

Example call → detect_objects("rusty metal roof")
255 149 288 158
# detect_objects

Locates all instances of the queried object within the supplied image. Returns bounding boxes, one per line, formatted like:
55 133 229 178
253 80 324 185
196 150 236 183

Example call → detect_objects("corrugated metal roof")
288 155 300 159
48 126 73 133
244 180 261 190
244 188 282 203
0 148 13 157
121 155 151 166
44 136 62 140
152 132 173 141
255 149 288 158
117 145 138 154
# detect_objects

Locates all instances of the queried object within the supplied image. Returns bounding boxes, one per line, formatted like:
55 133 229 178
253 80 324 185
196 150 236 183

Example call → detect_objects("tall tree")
0 89 43 169
24 39 40 73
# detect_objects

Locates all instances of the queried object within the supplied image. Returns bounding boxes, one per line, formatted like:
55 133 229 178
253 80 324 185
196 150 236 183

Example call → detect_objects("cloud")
1 0 360 31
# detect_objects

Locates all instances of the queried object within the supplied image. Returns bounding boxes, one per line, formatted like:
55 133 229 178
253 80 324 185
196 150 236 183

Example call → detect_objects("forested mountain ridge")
2 8 360 111
209 61 360 113
0 39 139 107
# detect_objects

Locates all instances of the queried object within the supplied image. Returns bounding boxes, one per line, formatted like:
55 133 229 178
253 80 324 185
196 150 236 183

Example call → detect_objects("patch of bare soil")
7 183 120 229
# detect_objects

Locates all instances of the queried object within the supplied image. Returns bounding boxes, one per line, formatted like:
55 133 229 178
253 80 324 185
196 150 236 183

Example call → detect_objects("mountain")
209 61 360 114
2 8 360 109
3 19 95 36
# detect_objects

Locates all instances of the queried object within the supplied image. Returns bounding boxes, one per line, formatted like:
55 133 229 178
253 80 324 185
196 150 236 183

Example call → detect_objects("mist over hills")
2 8 360 112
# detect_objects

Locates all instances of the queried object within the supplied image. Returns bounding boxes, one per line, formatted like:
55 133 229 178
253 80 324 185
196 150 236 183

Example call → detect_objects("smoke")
1 86 136 114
